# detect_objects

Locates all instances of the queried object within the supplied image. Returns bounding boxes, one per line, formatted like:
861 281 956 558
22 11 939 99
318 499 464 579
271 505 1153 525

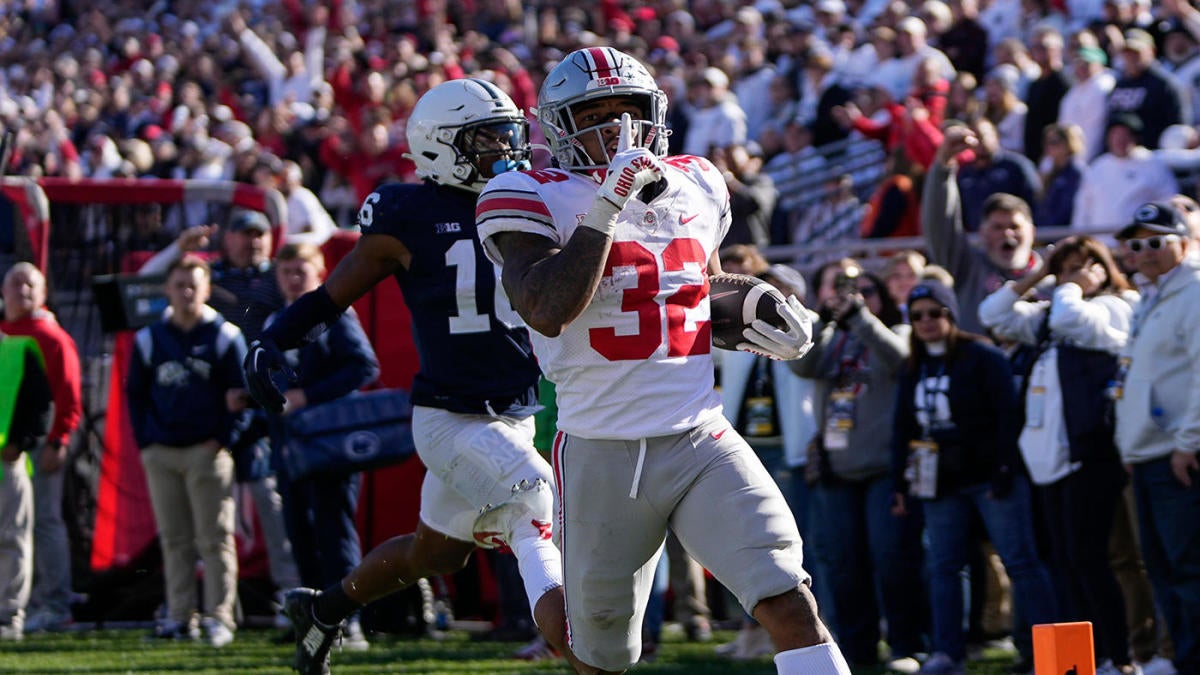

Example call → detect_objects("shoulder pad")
356 183 426 235
662 155 727 197
483 167 572 195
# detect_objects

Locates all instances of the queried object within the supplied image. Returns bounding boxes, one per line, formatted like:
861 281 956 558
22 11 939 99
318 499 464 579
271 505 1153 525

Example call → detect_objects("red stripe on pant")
551 430 572 646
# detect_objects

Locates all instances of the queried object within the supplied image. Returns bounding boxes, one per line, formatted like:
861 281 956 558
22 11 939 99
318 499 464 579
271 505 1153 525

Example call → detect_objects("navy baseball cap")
229 211 270 233
1116 202 1189 240
908 280 959 322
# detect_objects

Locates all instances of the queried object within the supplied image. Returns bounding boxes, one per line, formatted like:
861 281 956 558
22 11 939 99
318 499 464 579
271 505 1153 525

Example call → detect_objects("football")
708 273 791 350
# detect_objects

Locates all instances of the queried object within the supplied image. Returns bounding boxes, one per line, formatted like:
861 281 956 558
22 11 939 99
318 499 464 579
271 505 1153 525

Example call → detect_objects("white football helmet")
406 78 531 192
537 47 669 172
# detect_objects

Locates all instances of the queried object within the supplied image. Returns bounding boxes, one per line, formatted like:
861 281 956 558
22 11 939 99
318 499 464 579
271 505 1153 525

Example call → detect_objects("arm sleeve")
1156 160 1181 197
978 283 1050 345
304 26 327 91
237 27 287 105
301 312 380 404
851 115 890 141
259 285 345 351
1046 284 1132 354
922 162 972 280
1177 287 1200 451
137 241 183 276
847 310 911 375
787 319 837 378
286 190 338 246
45 329 83 446
1169 75 1190 126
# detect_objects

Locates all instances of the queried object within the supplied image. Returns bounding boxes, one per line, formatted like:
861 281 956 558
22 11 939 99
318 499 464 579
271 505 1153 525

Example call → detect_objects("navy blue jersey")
358 181 540 415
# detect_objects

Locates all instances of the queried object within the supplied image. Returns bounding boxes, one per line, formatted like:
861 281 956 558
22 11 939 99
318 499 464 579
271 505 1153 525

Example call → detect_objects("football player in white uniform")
476 47 846 675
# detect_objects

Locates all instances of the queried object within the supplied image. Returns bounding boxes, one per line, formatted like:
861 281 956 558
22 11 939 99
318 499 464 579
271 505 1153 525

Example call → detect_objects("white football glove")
737 296 815 361
594 113 666 212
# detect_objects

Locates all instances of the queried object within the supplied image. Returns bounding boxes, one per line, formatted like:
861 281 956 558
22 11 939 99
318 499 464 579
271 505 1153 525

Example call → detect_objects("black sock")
314 583 363 627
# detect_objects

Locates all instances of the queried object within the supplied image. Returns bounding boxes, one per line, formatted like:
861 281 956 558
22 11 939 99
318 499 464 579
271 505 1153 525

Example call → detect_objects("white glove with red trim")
736 296 815 360
592 113 666 215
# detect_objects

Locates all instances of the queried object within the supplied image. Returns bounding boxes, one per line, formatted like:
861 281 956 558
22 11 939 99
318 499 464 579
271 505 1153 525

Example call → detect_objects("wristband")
577 196 621 238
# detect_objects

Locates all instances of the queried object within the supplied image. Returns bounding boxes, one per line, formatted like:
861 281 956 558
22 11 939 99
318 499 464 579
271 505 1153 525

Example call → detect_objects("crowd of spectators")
2 0 1200 673
5 0 1200 256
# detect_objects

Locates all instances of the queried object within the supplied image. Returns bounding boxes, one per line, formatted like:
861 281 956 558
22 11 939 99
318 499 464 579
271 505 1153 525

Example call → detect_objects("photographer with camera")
788 260 926 671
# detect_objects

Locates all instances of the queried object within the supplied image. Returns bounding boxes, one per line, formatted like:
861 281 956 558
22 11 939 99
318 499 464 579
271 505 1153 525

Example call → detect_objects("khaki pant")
141 443 237 630
667 532 710 628
0 458 32 630
1111 483 1173 662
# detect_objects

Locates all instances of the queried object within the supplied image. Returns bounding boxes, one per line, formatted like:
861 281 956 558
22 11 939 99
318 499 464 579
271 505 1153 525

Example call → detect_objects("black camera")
834 267 861 296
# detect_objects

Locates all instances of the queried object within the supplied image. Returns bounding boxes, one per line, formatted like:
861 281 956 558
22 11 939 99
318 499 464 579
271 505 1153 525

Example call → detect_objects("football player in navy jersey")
243 79 580 674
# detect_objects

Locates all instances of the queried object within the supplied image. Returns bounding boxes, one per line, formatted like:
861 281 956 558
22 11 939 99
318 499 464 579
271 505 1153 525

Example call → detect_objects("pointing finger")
618 112 633 154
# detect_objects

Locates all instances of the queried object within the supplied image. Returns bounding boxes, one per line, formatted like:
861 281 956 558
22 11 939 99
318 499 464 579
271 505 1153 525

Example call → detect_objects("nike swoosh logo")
711 429 727 440
681 213 699 224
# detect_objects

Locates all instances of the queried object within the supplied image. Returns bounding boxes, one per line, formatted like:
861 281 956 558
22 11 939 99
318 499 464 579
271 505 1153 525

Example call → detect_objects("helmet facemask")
537 47 670 174
407 78 532 193
544 95 665 172
454 117 532 185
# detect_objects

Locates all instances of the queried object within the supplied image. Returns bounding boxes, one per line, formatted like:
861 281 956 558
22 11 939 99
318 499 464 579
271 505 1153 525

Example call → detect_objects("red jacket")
1 311 82 448
319 135 415 202
851 80 948 169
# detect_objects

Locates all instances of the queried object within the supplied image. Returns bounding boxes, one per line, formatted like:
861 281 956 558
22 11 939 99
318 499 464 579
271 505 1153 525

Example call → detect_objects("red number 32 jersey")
477 156 731 440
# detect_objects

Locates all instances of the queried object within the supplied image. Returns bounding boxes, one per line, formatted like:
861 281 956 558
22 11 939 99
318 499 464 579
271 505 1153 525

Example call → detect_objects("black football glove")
243 338 296 414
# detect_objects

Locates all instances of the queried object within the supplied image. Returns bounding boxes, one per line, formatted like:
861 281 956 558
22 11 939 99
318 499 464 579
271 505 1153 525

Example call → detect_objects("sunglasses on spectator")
910 307 949 322
1125 235 1180 253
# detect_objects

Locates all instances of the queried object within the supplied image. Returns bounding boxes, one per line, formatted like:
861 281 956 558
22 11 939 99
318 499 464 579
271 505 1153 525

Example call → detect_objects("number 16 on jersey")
445 239 523 334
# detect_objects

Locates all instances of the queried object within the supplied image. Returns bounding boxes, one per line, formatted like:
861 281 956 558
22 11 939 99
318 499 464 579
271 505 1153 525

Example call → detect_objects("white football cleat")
473 478 554 550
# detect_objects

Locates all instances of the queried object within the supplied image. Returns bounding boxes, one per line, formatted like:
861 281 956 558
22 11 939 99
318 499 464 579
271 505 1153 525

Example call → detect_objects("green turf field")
0 628 1020 674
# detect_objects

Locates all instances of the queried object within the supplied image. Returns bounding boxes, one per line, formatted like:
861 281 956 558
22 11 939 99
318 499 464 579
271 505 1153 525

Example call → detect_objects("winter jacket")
1115 262 1200 463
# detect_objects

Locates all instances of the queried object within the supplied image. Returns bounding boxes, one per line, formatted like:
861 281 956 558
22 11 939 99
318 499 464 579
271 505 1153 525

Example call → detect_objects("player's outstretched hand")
596 113 665 210
737 296 814 360
244 338 296 414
